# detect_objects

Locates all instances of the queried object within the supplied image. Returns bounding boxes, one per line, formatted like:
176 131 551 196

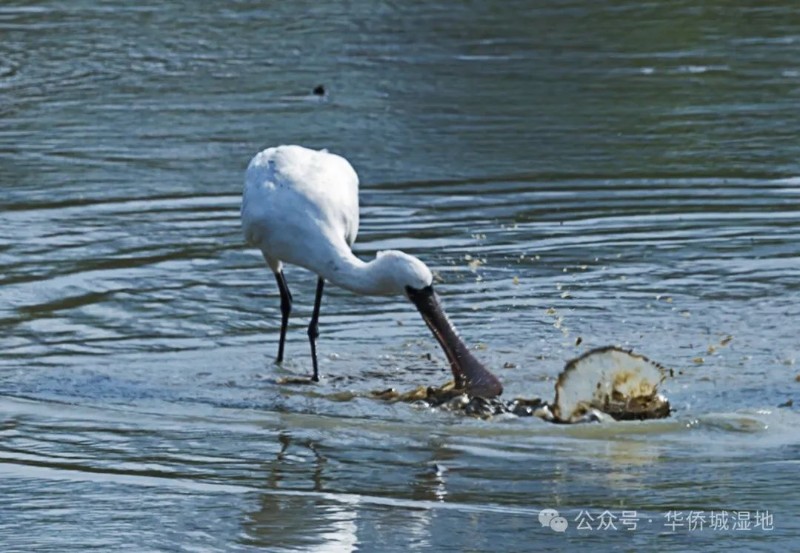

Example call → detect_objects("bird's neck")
320 247 396 296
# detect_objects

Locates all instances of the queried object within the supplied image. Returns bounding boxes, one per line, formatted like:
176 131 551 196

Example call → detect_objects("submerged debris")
373 346 671 424
370 381 550 419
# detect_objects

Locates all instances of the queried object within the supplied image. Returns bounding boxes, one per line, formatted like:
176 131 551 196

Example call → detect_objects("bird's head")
372 250 503 399
373 250 433 294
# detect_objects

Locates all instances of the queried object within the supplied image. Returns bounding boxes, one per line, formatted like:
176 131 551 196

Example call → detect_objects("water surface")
1 1 799 551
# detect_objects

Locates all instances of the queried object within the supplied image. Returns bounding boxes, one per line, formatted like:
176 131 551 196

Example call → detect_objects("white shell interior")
554 347 666 422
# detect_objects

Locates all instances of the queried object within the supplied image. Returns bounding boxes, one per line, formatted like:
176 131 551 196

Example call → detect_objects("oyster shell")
553 346 670 423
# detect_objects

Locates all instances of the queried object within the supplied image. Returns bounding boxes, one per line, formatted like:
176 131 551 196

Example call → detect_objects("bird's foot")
276 376 318 385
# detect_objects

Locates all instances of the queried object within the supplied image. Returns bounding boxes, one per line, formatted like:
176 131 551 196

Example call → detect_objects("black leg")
274 270 292 364
307 277 325 382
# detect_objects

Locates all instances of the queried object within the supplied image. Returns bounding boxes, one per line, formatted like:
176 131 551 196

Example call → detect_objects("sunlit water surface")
1 1 799 551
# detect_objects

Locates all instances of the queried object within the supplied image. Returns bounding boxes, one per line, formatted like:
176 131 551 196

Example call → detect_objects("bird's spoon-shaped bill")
406 285 503 398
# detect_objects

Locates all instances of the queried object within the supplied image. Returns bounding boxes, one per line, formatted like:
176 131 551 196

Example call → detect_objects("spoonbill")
241 145 502 398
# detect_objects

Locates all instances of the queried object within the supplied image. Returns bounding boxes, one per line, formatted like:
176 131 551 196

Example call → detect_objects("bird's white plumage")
242 145 432 295
243 145 359 267
241 144 501 397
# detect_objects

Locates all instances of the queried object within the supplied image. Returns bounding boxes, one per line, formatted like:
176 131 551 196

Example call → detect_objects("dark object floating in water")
374 346 671 423
313 84 326 96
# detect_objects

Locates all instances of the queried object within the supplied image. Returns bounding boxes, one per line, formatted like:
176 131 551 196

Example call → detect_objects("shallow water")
1 1 799 551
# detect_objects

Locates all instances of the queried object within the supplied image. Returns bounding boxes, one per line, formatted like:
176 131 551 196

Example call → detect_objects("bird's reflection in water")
242 432 464 550
242 431 356 551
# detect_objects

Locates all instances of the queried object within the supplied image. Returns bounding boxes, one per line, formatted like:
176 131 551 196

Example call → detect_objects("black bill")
406 285 503 398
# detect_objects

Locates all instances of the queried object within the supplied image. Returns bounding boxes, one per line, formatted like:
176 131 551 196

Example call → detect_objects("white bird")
241 145 502 398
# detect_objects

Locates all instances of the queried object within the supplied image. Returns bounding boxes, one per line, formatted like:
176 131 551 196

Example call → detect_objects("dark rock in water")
509 397 547 417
